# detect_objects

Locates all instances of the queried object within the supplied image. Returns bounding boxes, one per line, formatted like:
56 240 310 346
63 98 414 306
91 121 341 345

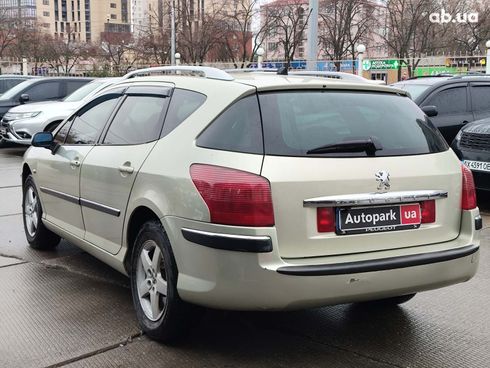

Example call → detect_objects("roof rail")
123 66 234 81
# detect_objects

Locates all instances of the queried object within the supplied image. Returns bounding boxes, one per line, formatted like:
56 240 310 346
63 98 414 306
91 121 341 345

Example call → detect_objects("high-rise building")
0 0 131 42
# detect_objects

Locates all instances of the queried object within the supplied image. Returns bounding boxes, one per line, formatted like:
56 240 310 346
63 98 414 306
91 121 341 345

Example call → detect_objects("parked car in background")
1 78 121 145
22 67 480 343
0 77 93 121
392 75 490 144
452 117 490 191
0 75 38 96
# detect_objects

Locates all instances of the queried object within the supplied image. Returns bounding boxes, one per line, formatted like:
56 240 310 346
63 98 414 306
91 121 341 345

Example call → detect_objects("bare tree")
220 0 262 67
319 0 375 70
99 32 138 75
267 0 312 67
44 30 91 75
135 0 171 65
177 0 226 64
380 0 441 79
0 9 18 60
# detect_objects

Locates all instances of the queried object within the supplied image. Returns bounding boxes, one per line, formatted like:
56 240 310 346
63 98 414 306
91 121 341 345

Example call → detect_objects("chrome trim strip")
303 190 448 208
80 198 121 217
182 228 270 242
40 186 79 205
181 228 272 253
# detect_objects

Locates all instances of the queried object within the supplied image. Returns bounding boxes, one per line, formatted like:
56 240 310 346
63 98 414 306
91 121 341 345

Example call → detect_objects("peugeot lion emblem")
375 170 390 191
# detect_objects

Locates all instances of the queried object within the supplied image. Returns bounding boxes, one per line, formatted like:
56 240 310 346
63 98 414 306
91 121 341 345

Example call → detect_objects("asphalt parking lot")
1 146 489 368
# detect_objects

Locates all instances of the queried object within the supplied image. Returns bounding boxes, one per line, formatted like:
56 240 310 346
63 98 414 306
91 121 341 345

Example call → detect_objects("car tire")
130 220 202 343
362 293 416 306
22 175 61 249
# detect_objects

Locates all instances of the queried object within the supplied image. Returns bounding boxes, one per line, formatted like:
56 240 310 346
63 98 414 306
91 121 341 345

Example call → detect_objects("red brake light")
420 200 435 224
461 164 477 210
317 207 335 232
190 164 274 227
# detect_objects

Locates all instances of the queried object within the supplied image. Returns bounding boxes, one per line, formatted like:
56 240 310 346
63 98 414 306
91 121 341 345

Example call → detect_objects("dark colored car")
452 117 490 191
0 77 93 120
0 75 38 96
392 75 490 144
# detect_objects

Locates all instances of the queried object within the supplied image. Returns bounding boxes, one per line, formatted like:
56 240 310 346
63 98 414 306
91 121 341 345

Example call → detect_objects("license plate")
463 160 490 173
337 204 421 235
0 128 6 135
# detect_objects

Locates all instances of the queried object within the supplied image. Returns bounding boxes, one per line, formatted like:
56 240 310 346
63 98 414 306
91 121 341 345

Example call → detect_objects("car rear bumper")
163 209 480 310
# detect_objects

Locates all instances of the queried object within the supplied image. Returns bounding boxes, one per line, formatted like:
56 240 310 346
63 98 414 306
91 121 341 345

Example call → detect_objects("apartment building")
0 0 131 42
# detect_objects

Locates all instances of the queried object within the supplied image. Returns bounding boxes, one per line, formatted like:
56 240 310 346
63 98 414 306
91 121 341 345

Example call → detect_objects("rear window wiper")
306 138 383 156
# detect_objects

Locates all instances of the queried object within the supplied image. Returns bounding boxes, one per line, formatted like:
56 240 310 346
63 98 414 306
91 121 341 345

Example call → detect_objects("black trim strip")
80 198 121 217
182 228 272 253
277 244 479 276
39 187 120 217
40 186 79 205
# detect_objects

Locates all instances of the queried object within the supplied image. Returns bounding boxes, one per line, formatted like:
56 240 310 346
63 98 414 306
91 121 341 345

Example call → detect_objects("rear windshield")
259 91 448 157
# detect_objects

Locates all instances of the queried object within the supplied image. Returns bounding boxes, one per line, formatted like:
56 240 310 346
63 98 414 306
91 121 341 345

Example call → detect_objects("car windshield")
259 90 448 157
63 80 106 102
393 83 431 100
0 79 34 101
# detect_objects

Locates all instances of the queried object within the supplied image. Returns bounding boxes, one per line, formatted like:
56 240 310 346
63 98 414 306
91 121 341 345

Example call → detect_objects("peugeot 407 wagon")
22 67 481 342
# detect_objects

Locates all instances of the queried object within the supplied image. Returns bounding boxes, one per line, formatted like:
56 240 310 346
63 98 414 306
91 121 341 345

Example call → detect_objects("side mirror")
32 132 59 154
20 94 30 103
421 105 438 117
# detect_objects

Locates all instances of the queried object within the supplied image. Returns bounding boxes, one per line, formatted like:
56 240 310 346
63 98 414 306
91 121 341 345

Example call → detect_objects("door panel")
79 143 156 254
34 145 93 238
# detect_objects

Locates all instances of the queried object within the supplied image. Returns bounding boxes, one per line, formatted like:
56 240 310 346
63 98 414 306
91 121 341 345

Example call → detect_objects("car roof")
394 75 490 86
0 75 38 79
110 73 408 97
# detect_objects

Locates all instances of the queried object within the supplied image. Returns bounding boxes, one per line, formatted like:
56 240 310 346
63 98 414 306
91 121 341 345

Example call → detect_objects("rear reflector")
461 164 477 210
190 164 274 227
317 207 335 232
420 200 435 224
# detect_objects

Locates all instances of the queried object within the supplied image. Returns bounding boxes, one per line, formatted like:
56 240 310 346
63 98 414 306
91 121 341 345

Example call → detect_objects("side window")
65 96 119 145
424 86 467 115
53 118 72 144
66 80 88 96
161 89 206 137
103 95 168 145
25 82 61 101
471 85 490 112
197 94 263 154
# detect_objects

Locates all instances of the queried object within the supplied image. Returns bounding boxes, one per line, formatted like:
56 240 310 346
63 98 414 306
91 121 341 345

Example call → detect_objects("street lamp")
256 47 265 69
486 40 490 75
356 44 366 77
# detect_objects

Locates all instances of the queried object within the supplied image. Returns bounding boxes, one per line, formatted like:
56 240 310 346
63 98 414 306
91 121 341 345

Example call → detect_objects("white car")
1 78 121 145
22 66 480 343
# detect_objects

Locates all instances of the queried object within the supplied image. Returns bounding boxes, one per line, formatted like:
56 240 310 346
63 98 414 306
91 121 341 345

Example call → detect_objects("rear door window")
470 85 490 112
103 95 168 145
259 91 447 157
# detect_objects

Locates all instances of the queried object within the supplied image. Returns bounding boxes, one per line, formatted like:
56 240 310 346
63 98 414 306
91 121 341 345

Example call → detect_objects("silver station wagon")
22 67 481 342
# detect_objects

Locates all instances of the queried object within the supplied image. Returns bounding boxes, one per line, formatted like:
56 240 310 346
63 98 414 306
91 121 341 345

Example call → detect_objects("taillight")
461 164 477 210
420 200 435 223
190 164 274 227
317 207 335 232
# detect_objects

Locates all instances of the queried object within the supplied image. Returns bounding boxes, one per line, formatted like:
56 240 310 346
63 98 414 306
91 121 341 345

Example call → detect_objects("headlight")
454 129 463 142
4 111 41 120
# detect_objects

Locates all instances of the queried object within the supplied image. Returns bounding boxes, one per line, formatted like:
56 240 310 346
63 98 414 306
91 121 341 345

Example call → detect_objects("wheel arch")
124 205 161 272
22 163 32 185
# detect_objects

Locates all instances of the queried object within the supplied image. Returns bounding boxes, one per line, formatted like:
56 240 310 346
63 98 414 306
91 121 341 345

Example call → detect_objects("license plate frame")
336 203 421 235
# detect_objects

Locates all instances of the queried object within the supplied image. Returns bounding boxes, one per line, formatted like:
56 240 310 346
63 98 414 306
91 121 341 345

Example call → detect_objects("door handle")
119 165 134 174
70 159 81 168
